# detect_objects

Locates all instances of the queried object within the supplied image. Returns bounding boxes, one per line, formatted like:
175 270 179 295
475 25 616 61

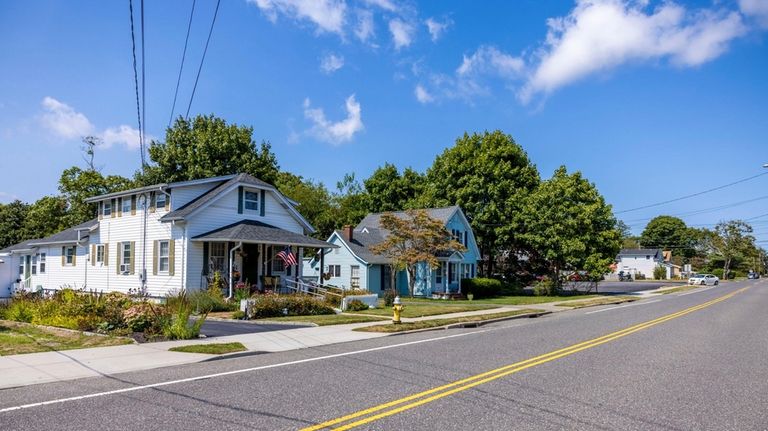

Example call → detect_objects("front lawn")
354 309 542 333
0 320 133 356
353 303 499 318
257 314 389 326
169 342 247 355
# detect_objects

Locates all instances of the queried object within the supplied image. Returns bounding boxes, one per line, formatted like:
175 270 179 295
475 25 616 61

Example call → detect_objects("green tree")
332 173 369 228
421 130 540 276
0 200 30 248
519 166 620 286
370 210 465 297
58 167 133 226
709 220 755 279
640 216 696 257
364 163 424 213
137 115 280 185
275 172 336 238
23 196 69 240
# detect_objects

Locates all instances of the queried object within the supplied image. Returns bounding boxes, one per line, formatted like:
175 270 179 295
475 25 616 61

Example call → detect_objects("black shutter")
237 186 244 214
260 190 266 217
202 243 209 275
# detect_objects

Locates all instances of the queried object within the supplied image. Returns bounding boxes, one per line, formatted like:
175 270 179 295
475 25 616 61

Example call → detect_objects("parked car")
688 274 719 286
747 271 760 279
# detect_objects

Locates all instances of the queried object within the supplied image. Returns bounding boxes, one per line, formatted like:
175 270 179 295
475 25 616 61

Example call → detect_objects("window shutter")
260 190 266 217
111 199 116 218
152 241 158 275
237 186 244 214
164 193 170 210
104 243 109 266
149 192 156 213
98 202 103 220
72 247 77 266
91 245 95 266
129 242 135 274
131 196 136 215
202 243 209 276
61 246 65 266
169 240 175 276
463 231 467 247
116 242 121 274
117 198 122 217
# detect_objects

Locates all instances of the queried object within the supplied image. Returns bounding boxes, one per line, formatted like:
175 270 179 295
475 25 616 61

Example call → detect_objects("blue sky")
1 0 767 244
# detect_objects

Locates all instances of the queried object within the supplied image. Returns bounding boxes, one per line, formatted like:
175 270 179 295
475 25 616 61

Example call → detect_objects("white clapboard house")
0 173 336 298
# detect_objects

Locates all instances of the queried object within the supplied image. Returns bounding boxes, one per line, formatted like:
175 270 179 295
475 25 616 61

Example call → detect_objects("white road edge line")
678 286 715 296
584 299 662 315
0 327 505 414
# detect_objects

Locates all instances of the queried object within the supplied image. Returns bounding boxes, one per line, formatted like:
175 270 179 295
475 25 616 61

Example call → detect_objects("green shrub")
461 278 503 299
232 310 246 320
188 289 234 313
533 280 557 296
346 299 369 311
160 291 206 340
653 266 667 280
383 289 397 307
247 294 334 319
4 300 36 323
123 302 159 333
711 268 724 279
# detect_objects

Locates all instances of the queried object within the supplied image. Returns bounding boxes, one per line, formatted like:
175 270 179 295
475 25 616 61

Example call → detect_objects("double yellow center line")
302 286 749 431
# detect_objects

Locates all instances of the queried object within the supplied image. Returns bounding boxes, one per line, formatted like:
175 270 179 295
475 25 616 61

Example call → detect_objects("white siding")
171 183 221 209
313 234 368 290
617 255 661 278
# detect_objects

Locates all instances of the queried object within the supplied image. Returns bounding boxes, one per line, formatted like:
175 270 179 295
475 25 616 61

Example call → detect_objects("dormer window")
244 190 259 211
103 201 112 217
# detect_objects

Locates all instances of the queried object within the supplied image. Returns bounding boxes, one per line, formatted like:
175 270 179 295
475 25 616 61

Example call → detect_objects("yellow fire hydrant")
392 296 404 324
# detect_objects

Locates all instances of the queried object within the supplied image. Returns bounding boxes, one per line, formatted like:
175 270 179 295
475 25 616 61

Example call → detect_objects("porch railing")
283 279 343 301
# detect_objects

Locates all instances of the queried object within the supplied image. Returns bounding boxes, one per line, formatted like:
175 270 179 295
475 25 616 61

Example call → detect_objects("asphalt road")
200 319 295 337
2 279 766 430
593 280 682 293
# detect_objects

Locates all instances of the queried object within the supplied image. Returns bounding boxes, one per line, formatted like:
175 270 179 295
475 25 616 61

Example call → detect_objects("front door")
241 244 260 288
381 265 391 291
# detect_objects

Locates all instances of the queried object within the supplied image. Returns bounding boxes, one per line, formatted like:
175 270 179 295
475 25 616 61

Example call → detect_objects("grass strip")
0 320 133 356
353 309 541 333
258 314 389 326
169 342 247 355
561 296 639 309
354 304 499 318
656 285 701 295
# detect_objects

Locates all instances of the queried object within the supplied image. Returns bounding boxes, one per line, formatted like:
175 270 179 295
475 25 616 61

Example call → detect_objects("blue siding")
368 265 382 292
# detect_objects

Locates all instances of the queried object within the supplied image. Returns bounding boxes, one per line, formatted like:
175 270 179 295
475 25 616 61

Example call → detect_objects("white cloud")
425 17 452 41
354 9 376 42
320 53 345 73
39 97 143 150
40 96 95 139
249 0 347 34
739 0 768 27
389 18 415 49
414 84 434 103
303 95 364 145
457 45 524 78
363 0 398 12
520 0 748 103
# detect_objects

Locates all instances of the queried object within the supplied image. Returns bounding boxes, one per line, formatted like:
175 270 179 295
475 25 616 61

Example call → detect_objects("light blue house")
302 206 480 297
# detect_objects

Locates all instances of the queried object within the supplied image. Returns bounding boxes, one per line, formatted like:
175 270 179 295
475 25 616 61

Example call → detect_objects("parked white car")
688 274 719 286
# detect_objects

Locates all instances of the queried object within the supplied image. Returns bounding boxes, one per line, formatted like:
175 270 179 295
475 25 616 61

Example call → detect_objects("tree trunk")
389 264 397 295
723 258 731 280
406 267 415 297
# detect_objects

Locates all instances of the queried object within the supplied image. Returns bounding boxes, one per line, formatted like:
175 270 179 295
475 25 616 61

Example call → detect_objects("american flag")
276 246 297 266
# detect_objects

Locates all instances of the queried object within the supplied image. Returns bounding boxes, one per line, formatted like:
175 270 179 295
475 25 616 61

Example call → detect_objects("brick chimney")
343 225 353 242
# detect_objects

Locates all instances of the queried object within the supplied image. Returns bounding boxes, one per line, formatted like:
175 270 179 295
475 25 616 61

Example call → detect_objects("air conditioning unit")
120 264 130 274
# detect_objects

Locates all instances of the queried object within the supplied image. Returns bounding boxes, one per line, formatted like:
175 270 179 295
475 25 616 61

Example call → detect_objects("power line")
168 0 197 128
185 0 221 119
128 0 143 167
140 0 147 167
623 194 768 224
616 171 768 214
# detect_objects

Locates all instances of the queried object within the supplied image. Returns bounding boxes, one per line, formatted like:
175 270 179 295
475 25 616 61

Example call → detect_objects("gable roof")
331 228 391 265
29 219 98 246
355 206 460 231
192 219 335 249
0 238 41 254
84 174 237 203
618 248 663 258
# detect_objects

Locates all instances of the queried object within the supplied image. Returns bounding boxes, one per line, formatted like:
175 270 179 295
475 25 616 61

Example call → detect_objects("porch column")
457 263 462 295
319 248 325 287
295 247 302 285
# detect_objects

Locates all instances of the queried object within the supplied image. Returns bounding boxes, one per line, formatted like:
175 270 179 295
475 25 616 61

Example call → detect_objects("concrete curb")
378 311 552 336
205 316 317 327
200 350 270 362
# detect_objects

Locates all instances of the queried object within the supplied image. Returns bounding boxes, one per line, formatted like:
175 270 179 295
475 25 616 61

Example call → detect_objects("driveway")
199 319 296 338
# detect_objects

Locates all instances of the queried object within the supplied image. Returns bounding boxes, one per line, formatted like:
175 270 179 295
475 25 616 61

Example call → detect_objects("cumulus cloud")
320 53 345 73
303 95 364 145
249 0 346 34
739 0 768 27
425 17 452 41
354 8 376 41
40 96 95 139
389 18 415 49
363 0 398 12
520 0 748 103
457 45 524 78
39 97 143 150
414 84 434 103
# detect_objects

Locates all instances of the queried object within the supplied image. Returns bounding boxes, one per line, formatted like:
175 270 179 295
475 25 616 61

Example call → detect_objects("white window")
103 201 112 217
121 242 131 273
96 245 105 264
462 264 471 278
272 254 285 272
18 259 24 276
244 190 259 211
122 196 132 214
64 246 76 266
327 265 341 277
155 192 167 210
38 253 46 273
158 240 170 273
350 265 360 288
209 242 226 272
31 254 37 275
436 262 444 284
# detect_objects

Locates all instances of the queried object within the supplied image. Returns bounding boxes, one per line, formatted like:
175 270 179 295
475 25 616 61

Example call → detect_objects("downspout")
141 192 149 292
228 242 243 299
181 222 187 292
77 230 87 289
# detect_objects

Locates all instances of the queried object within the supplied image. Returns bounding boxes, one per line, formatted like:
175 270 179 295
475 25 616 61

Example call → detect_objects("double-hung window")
350 265 360 288
209 242 226 273
31 254 37 275
96 245 105 264
64 246 76 266
244 190 259 211
103 201 112 217
158 240 170 273
38 253 46 273
327 265 341 277
121 243 131 273
272 256 285 272
121 196 132 214
155 192 167 210
436 262 444 285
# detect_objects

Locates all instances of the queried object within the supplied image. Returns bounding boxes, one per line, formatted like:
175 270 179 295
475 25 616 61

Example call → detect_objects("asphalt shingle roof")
161 173 273 221
334 228 391 264
618 248 662 257
193 219 335 248
0 238 41 254
29 219 98 246
355 206 459 231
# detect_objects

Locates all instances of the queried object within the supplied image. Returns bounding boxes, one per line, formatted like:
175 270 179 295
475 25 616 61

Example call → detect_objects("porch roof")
191 219 338 249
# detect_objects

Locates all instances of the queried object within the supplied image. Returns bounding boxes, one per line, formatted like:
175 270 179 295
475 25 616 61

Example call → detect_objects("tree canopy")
640 216 698 257
364 163 424 213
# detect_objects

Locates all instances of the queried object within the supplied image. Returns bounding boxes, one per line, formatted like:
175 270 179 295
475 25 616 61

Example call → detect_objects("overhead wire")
185 0 221 119
128 0 144 168
140 0 147 167
168 0 197 128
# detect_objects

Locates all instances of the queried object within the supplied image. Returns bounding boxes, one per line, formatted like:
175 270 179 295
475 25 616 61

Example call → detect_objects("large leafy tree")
275 172 336 238
421 130 540 276
23 196 69 240
370 210 465 297
640 216 697 257
709 220 755 279
364 163 424 213
519 166 620 286
332 173 369 228
58 167 133 226
137 115 280 185
0 200 30 249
